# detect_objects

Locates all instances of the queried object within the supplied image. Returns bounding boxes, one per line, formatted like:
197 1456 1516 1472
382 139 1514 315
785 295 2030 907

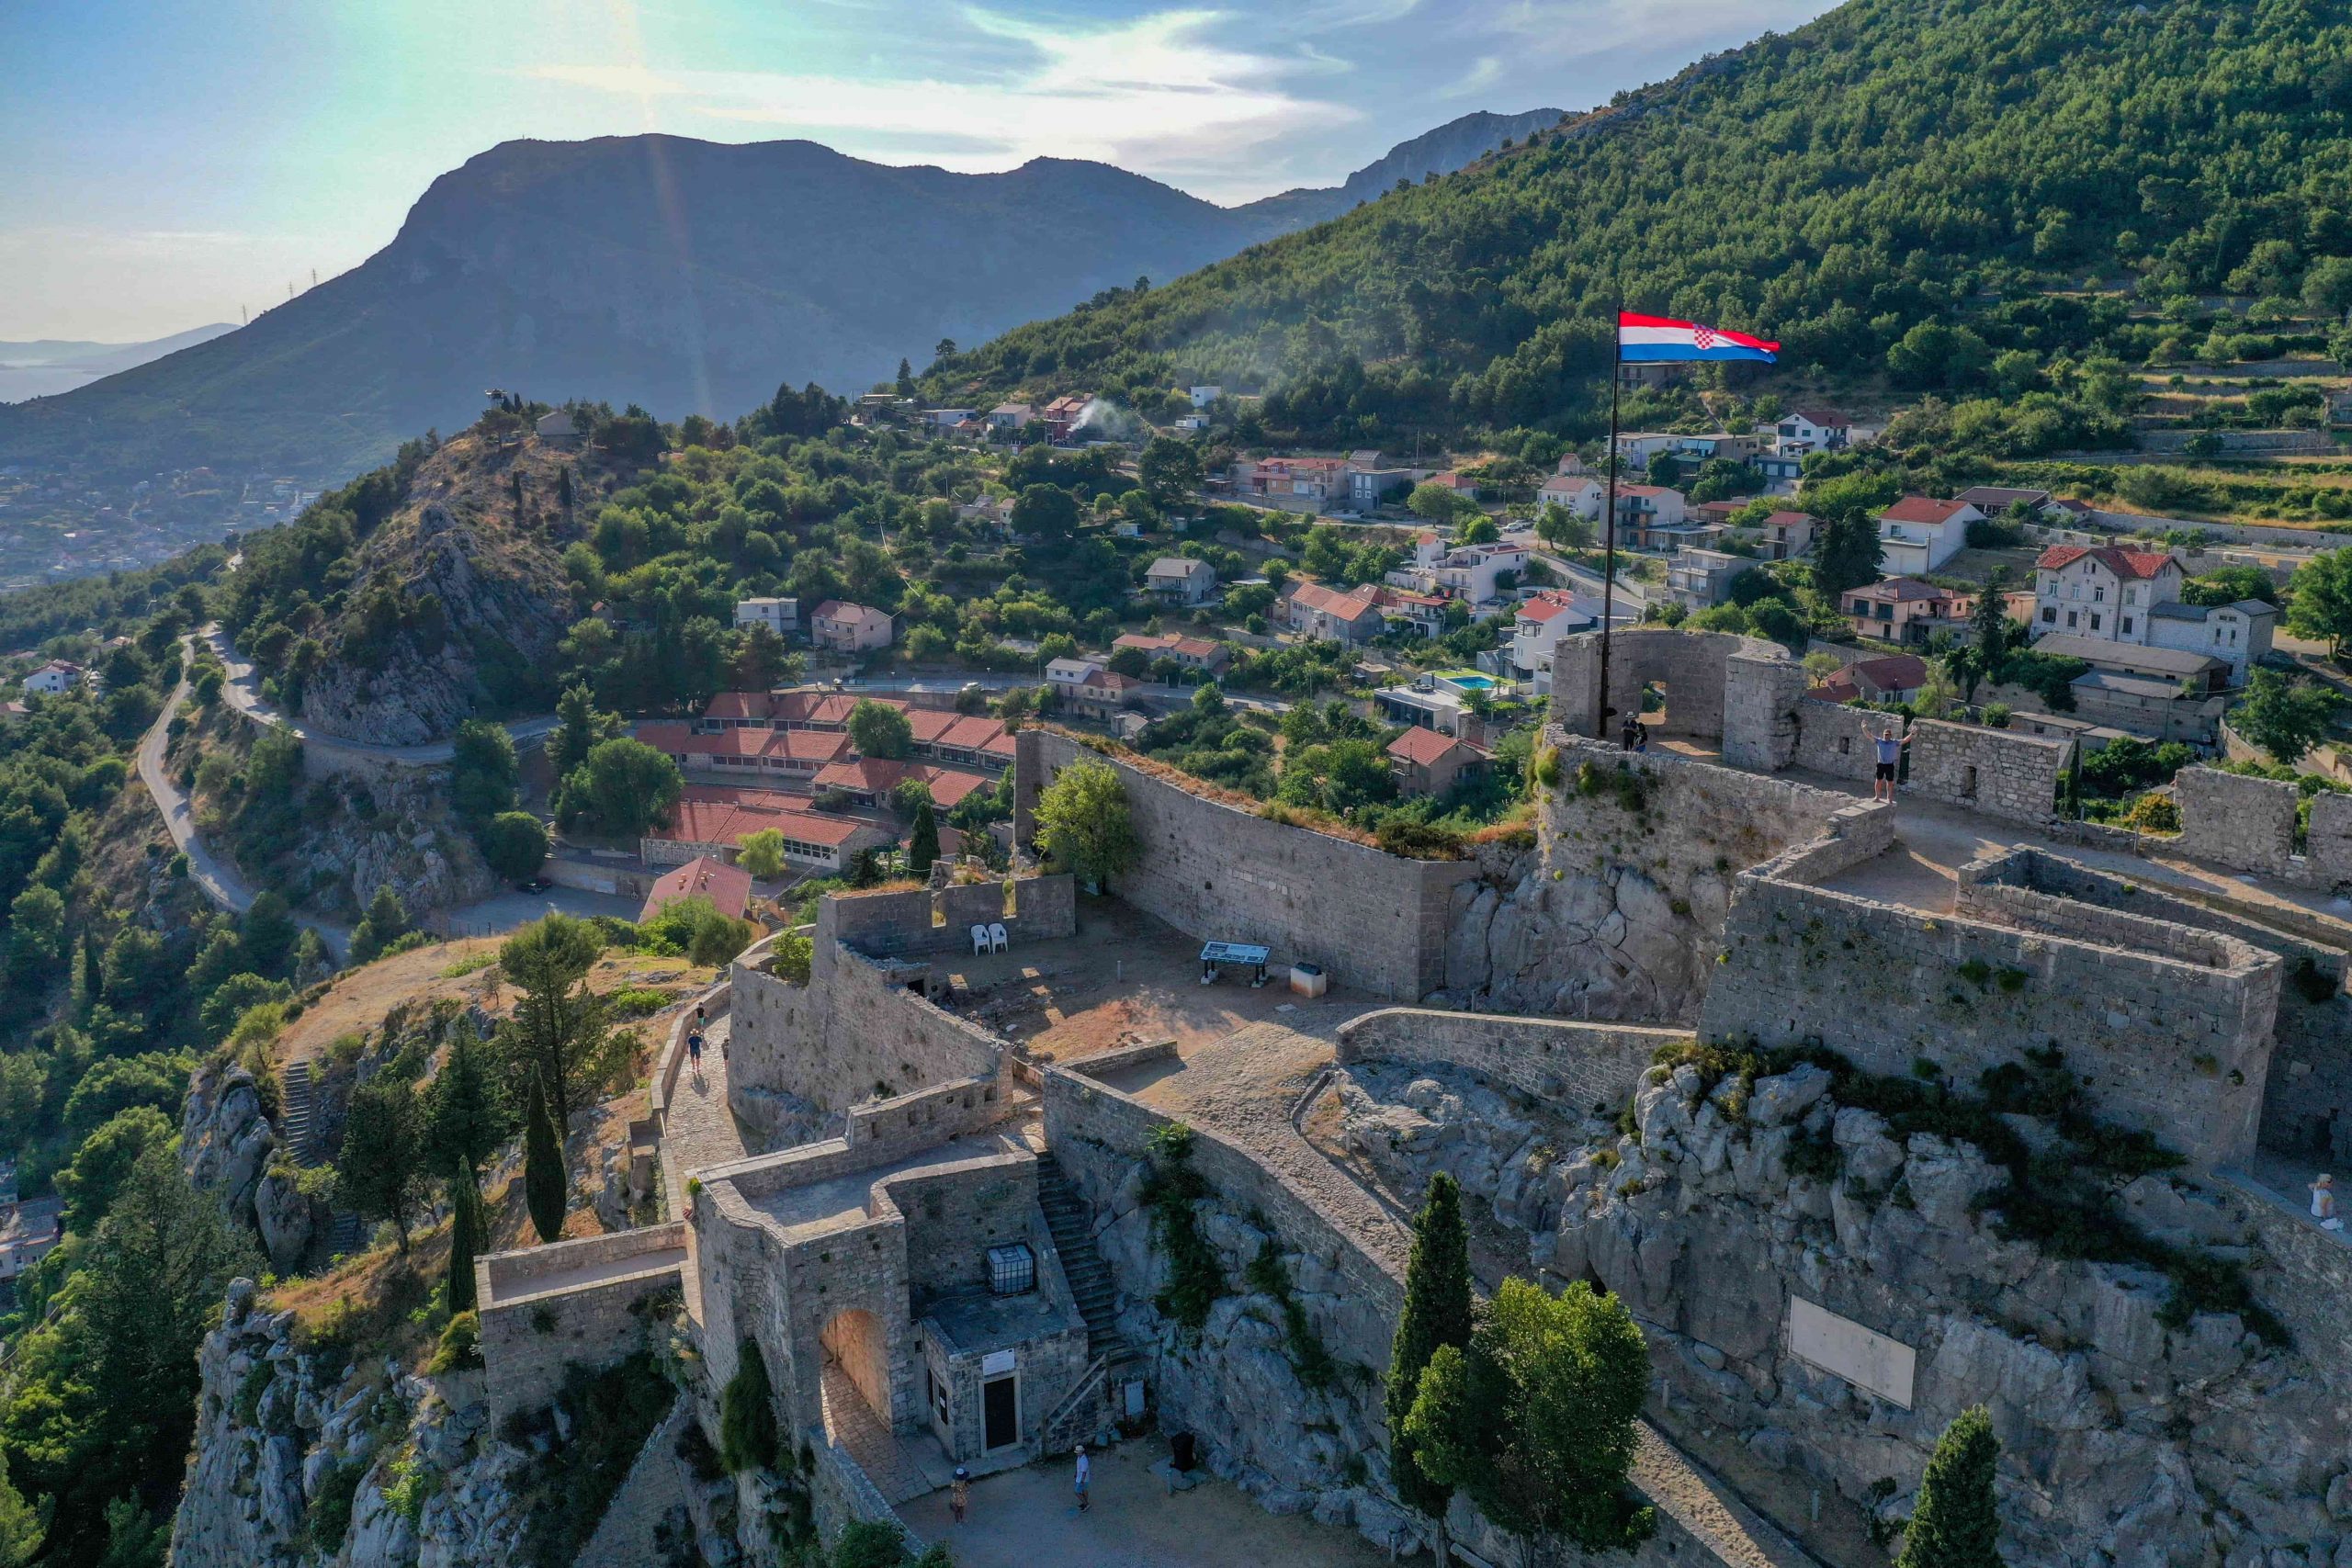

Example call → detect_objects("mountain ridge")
0 109 1552 501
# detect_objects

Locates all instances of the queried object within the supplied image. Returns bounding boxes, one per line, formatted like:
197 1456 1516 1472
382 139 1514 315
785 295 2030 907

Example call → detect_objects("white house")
534 410 579 443
1510 592 1602 678
1046 656 1106 698
1612 432 1686 470
733 596 800 637
1876 496 1984 575
1773 408 1849 454
1537 476 1602 515
2031 545 2186 645
2146 599 2277 682
20 660 81 695
1396 542 1530 605
1187 385 1224 408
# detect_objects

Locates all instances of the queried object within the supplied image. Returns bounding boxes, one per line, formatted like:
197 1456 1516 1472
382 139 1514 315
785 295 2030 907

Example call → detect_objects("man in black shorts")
1871 722 1908 802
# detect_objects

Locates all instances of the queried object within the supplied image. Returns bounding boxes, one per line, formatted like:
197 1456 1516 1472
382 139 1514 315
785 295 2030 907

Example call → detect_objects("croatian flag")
1617 311 1779 364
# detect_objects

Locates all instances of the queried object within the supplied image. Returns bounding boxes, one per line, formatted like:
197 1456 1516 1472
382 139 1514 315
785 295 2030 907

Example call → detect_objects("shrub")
429 1311 483 1374
719 1339 781 1472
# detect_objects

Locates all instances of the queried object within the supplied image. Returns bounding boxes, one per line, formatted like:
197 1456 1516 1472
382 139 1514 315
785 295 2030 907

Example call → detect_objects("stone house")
1143 556 1217 605
2032 545 2186 644
1283 581 1385 643
1111 631 1229 673
810 600 895 652
1385 727 1487 797
1666 547 1756 610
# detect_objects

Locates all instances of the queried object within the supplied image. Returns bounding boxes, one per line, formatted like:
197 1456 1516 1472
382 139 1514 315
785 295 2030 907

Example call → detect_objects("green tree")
847 699 915 760
1387 1171 1474 1517
1814 513 1886 600
0 1452 41 1568
1010 483 1080 544
338 1077 427 1252
1034 759 1139 890
347 885 412 965
1896 1405 2005 1568
1535 502 1594 553
909 796 941 874
241 892 299 977
2230 669 2344 763
1407 1277 1652 1552
549 684 621 777
736 828 787 880
6 884 64 993
56 1105 175 1232
1136 435 1205 509
523 1075 567 1244
198 972 289 1043
560 738 683 839
427 1031 510 1184
1408 481 1466 524
480 810 549 881
446 1158 481 1315
449 719 519 823
2285 547 2352 654
499 914 606 1130
1960 568 2017 701
895 357 916 398
2305 256 2352 321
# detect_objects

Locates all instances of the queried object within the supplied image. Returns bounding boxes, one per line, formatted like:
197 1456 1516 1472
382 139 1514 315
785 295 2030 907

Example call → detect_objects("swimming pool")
1436 671 1496 690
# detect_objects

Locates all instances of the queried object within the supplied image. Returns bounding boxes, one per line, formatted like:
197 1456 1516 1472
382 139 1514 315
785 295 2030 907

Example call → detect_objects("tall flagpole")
1595 311 1623 740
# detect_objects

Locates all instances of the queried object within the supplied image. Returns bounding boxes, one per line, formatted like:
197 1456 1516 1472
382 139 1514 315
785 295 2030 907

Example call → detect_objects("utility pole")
1596 316 1623 741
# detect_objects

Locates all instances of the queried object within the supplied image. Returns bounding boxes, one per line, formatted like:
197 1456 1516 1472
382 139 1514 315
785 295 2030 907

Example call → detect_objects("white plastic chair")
988 921 1010 953
971 924 992 955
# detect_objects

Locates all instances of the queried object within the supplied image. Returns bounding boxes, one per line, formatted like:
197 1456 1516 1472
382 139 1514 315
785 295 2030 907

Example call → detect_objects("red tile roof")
1881 495 1973 525
1387 728 1473 766
2035 545 2178 580
1518 598 1576 623
936 715 1010 751
640 856 753 924
813 759 989 807
702 691 774 722
1849 577 1961 604
1846 654 1929 693
1288 581 1382 622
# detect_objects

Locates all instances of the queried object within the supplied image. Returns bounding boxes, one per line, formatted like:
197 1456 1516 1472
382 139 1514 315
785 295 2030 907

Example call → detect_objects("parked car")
515 877 552 895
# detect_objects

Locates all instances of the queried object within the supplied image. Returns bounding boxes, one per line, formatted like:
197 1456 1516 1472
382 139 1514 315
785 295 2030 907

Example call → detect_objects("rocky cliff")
1328 1055 2352 1566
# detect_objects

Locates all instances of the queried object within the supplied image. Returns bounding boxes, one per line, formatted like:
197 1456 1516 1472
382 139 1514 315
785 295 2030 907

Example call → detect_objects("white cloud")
520 8 1360 199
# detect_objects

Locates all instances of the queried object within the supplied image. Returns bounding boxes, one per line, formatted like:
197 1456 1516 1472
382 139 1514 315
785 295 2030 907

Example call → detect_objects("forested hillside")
929 0 2352 444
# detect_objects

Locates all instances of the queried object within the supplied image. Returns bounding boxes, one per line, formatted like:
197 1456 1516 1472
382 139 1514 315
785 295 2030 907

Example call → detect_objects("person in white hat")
2312 1173 2342 1231
950 1466 969 1525
1073 1444 1091 1512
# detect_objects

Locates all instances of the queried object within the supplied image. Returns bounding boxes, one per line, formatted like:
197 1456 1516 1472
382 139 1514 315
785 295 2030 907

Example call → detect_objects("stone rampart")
729 925 1004 1120
842 1076 1012 1153
2213 1168 2352 1366
2175 768 2299 877
1702 871 2280 1168
1013 728 1476 1000
1336 1008 1690 1118
475 1222 687 1424
820 874 1075 960
1548 627 1807 770
1788 698 1882 783
1905 719 2070 823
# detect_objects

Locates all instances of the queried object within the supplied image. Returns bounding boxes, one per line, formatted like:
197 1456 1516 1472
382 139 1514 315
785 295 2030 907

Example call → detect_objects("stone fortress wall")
1548 626 1807 769
473 1222 688 1425
1336 1007 1690 1117
1012 728 1478 1000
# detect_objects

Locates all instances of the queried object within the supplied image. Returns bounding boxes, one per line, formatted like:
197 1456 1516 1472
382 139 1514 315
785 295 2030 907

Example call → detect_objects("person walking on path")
1871 721 1908 803
687 1028 705 1083
2312 1173 2341 1231
1073 1445 1091 1513
950 1467 969 1524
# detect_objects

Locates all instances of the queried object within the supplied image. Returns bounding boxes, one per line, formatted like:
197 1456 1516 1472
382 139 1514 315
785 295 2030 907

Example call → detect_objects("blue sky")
0 0 1833 342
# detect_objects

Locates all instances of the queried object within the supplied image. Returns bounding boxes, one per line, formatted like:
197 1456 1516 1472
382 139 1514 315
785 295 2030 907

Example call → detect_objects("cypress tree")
523 1076 566 1244
719 1338 780 1472
1386 1171 1473 1516
1898 1405 2005 1568
446 1160 480 1315
909 797 941 874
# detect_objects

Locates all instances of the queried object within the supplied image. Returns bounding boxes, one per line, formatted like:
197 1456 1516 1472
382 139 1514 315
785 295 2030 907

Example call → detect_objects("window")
2093 586 2106 603
2124 588 2137 605
2065 611 2078 628
2121 617 2133 635
2041 607 2056 624
2090 614 2102 631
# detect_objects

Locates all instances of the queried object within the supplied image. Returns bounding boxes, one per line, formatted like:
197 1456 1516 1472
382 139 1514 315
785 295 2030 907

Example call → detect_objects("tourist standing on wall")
1872 722 1908 803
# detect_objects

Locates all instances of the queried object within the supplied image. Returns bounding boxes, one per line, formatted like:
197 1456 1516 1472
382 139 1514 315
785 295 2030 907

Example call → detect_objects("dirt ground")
895 1440 1396 1568
940 896 1363 1067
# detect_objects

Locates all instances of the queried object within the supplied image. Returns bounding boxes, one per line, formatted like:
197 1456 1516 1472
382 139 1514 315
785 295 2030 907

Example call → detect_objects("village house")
534 410 579 444
1112 631 1229 673
986 402 1034 434
1773 408 1849 454
732 596 799 637
1283 581 1385 643
1385 727 1487 798
1062 667 1146 722
1347 464 1415 512
1187 385 1223 408
1875 495 1984 575
1666 547 1757 611
1611 432 1687 469
810 600 895 653
1422 470 1479 502
1231 456 1350 512
813 757 990 811
1841 577 1974 646
1362 584 1452 639
1039 395 1091 441
1685 506 1814 560
1510 592 1607 679
2031 545 2186 644
1143 556 1217 605
1414 541 1530 604
1045 656 1105 700
19 660 81 695
1812 653 1931 705
2146 598 2276 682
638 855 754 925
640 785 888 875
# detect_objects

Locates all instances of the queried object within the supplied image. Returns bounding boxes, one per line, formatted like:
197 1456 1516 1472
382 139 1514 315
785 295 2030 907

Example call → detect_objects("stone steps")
572 1394 691 1568
280 1061 321 1168
1036 1153 1131 1364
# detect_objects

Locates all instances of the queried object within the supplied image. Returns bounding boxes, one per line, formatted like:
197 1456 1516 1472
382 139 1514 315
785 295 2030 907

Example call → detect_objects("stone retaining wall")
1906 719 2070 823
1788 698 1882 783
820 874 1075 960
476 1222 687 1425
1336 1008 1690 1118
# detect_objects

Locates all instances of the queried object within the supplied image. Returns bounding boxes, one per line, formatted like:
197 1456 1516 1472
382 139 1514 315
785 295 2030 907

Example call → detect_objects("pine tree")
523 1076 566 1244
1898 1405 2005 1568
909 797 941 874
446 1160 480 1315
719 1338 780 1472
895 357 916 398
426 1031 508 1182
1387 1171 1473 1516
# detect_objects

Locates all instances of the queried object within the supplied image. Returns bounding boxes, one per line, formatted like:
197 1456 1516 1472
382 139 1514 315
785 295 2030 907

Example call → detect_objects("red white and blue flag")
1617 311 1779 364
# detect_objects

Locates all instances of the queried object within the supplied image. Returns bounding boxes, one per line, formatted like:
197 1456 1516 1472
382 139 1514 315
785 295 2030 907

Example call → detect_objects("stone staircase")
282 1059 368 1258
572 1394 692 1568
1035 1153 1130 1366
